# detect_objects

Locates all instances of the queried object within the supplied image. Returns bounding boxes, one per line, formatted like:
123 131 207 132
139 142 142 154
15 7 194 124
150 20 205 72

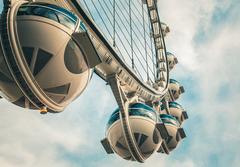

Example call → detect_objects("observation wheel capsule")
159 114 186 152
161 101 188 124
103 103 164 161
0 1 95 113
168 79 185 101
167 52 178 71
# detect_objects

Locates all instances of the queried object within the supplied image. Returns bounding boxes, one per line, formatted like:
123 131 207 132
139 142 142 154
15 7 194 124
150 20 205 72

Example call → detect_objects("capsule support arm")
72 32 102 68
155 122 171 154
105 74 145 162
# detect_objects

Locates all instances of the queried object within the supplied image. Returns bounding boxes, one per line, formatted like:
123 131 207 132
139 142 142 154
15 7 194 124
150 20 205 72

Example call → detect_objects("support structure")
107 74 145 162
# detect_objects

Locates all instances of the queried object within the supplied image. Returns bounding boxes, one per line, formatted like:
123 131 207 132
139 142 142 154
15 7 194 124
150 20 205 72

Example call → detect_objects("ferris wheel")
0 0 188 162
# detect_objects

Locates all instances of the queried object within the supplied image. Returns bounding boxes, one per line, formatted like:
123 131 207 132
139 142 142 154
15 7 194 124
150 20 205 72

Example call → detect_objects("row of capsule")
103 99 187 160
102 52 188 161
157 51 188 152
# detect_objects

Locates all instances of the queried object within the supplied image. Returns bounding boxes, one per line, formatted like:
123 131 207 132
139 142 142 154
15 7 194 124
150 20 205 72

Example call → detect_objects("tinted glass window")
169 102 182 109
45 3 78 22
18 4 77 30
107 104 157 129
18 6 29 15
107 112 120 129
170 79 179 84
45 10 58 22
160 114 176 120
160 114 179 126
31 6 47 16
57 12 76 30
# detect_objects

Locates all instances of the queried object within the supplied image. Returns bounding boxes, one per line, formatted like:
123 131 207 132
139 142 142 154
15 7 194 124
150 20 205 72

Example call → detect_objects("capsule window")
160 114 180 126
31 6 47 16
57 12 76 30
44 10 59 22
22 47 34 66
169 102 182 109
18 4 77 30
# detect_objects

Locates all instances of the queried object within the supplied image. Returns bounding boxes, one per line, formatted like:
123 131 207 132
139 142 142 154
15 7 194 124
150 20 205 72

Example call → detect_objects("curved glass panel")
79 21 87 31
129 103 156 113
107 103 157 129
160 114 178 121
170 79 180 84
44 10 58 22
17 3 79 30
57 11 76 30
160 102 182 111
129 108 157 121
64 39 88 74
107 112 120 129
160 114 180 126
110 108 119 117
169 101 182 109
43 3 78 21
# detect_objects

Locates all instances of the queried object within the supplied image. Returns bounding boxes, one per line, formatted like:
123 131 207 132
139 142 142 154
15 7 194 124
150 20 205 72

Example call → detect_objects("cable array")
80 0 158 83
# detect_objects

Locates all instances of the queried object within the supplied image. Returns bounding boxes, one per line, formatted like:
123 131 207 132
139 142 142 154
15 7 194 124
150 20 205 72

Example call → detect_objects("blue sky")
0 0 240 167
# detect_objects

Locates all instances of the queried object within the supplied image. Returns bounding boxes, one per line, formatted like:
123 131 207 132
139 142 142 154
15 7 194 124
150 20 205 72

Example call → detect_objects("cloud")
0 75 115 167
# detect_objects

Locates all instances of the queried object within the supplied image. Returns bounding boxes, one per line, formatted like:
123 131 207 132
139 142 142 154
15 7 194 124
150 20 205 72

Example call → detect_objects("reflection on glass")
160 114 180 126
107 103 157 129
170 79 179 84
17 3 82 31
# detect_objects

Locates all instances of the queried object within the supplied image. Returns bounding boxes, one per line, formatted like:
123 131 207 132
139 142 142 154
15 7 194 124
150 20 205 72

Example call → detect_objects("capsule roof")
167 52 174 56
168 101 183 109
160 114 180 127
170 79 180 84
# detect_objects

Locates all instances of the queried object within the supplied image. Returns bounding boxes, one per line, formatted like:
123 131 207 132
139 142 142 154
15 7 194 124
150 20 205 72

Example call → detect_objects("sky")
0 0 240 167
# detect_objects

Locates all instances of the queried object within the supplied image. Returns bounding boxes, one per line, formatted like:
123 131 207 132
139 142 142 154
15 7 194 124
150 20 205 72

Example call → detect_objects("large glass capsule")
0 2 92 112
106 103 162 161
161 22 170 37
167 52 178 71
160 114 185 152
161 101 188 124
168 79 185 101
